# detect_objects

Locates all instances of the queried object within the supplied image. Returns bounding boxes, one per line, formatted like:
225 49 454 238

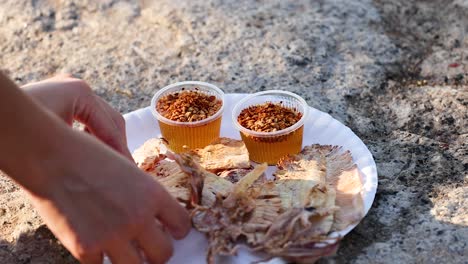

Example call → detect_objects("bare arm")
0 72 190 264
0 72 64 193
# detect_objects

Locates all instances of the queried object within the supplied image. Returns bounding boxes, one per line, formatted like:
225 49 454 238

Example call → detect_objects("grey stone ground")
0 0 466 263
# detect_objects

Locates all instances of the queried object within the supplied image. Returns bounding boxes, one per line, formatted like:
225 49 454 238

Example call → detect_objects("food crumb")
237 102 302 132
157 90 222 122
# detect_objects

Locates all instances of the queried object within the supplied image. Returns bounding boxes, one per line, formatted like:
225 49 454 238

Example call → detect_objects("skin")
0 73 191 264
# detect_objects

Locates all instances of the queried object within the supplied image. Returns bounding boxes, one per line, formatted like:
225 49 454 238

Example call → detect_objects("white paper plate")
119 93 378 264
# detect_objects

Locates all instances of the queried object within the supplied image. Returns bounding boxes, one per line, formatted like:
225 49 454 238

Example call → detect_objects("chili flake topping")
156 90 222 122
237 102 302 132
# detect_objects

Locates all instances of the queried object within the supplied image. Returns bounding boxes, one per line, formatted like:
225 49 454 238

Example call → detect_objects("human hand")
1 72 191 264
28 127 191 264
22 74 132 159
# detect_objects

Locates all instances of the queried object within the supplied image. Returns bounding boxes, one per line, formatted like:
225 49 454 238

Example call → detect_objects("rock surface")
0 0 466 263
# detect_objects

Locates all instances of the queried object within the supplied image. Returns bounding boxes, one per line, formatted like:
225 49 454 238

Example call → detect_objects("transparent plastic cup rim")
232 90 309 137
151 81 225 127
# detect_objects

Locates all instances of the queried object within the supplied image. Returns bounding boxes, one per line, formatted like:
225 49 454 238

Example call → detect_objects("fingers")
152 184 191 239
137 221 174 264
94 96 133 160
106 240 142 264
22 74 133 160
75 93 133 160
105 222 175 264
79 252 103 264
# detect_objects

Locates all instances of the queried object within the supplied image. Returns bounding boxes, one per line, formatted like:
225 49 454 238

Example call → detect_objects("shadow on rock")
0 225 78 264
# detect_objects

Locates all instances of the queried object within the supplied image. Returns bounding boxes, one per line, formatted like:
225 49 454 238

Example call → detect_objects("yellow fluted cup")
232 90 308 165
151 81 225 153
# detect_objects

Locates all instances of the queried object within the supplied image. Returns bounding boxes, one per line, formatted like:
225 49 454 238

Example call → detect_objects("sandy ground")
0 0 467 263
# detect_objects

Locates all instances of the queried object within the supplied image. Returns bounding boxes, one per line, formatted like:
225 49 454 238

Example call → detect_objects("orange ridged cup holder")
232 90 308 165
151 81 225 153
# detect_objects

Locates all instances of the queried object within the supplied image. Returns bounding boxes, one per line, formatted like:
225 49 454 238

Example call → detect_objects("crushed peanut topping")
237 102 302 132
156 90 222 122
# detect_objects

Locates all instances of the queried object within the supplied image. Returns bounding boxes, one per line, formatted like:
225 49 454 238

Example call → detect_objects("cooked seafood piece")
132 138 167 170
252 206 339 261
217 168 253 183
225 165 280 244
171 152 233 207
187 137 250 172
224 162 268 203
294 145 365 232
190 160 341 263
241 180 282 245
275 156 329 209
156 165 191 205
274 155 337 237
133 137 365 264
190 163 269 263
202 172 233 206
133 139 192 205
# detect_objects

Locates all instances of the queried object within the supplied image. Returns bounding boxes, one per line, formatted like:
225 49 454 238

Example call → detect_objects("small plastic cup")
151 81 225 153
232 90 308 165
